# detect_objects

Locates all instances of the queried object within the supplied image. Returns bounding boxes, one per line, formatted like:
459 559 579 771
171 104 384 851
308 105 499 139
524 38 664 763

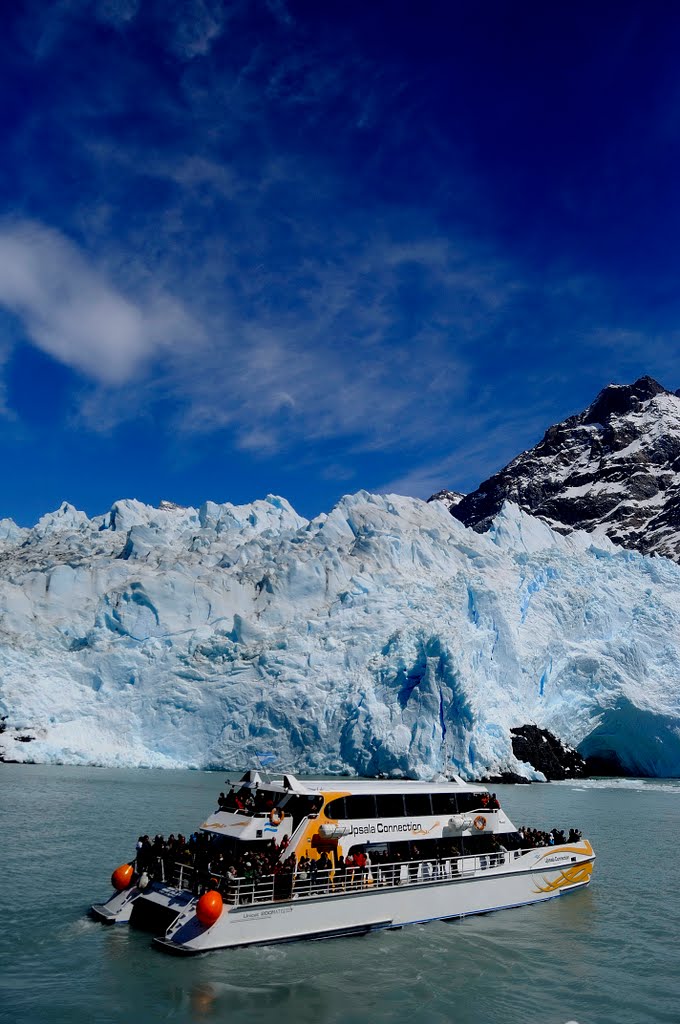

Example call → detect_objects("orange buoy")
196 890 223 927
111 863 134 891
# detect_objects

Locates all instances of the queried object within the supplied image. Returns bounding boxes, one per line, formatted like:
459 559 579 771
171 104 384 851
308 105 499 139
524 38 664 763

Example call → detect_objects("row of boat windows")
324 792 490 820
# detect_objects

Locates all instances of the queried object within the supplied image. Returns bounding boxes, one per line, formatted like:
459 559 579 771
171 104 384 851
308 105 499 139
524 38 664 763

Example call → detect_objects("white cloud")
0 221 198 385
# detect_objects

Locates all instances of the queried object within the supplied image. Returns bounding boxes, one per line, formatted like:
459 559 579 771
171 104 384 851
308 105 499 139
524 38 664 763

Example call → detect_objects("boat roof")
227 771 488 796
301 778 488 796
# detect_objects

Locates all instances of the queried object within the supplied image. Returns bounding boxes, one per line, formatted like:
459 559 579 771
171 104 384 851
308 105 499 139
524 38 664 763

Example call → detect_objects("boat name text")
346 821 423 837
241 907 294 921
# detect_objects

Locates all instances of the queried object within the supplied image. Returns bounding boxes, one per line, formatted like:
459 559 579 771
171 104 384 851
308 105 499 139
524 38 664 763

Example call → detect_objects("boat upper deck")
224 771 486 797
301 777 482 794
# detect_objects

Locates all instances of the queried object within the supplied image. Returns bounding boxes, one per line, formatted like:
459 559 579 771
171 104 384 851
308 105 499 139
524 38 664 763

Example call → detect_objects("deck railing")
175 846 542 907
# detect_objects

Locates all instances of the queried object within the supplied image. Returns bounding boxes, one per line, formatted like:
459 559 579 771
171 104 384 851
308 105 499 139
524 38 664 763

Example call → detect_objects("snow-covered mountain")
451 376 680 561
2 490 680 779
427 489 465 512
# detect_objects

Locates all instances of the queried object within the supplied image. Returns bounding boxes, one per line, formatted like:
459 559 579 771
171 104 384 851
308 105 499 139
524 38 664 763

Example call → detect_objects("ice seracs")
2 489 680 777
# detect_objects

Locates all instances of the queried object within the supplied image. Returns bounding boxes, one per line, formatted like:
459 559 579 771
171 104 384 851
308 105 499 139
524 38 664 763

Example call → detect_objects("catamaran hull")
90 885 145 924
143 844 594 955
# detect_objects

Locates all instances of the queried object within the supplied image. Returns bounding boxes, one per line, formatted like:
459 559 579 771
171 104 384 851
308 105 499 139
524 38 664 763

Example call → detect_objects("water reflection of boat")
91 770 595 954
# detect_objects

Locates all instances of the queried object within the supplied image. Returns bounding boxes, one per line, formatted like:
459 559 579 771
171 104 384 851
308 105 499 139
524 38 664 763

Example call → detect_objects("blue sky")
1 1 680 525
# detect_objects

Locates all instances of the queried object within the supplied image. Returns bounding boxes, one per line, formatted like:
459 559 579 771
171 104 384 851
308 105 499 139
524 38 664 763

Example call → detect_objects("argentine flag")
256 751 276 766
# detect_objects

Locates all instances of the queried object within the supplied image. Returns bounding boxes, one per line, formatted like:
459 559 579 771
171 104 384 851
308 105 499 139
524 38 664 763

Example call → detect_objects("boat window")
279 794 319 828
344 794 377 818
376 793 405 817
431 793 458 815
456 792 487 813
403 793 433 816
325 797 347 820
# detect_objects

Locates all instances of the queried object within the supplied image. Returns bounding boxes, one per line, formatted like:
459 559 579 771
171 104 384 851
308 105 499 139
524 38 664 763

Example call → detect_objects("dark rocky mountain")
427 489 465 511
445 376 680 561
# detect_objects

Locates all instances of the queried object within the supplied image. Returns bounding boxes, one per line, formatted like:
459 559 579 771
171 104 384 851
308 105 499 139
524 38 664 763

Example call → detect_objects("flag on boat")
256 751 276 765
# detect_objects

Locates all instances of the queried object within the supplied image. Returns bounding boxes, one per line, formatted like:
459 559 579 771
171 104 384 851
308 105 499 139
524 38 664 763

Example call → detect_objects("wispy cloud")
0 198 523 468
0 221 200 384
379 404 561 498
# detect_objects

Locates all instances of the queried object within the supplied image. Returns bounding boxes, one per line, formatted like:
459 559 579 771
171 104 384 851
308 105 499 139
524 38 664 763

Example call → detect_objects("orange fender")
111 863 134 891
196 890 223 927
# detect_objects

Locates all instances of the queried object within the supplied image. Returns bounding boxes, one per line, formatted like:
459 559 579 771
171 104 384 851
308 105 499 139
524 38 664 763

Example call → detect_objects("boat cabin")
200 771 519 867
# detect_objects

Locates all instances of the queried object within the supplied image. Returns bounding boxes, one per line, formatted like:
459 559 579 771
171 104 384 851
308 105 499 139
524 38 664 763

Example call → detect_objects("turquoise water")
1 764 679 1024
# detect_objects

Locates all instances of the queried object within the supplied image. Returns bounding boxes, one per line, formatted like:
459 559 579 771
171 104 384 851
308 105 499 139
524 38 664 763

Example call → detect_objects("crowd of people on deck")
128 827 583 906
217 787 275 815
216 787 323 821
479 793 501 809
517 826 582 847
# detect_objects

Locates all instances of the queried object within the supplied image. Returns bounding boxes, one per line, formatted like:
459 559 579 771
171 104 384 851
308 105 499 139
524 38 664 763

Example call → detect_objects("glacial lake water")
1 764 679 1024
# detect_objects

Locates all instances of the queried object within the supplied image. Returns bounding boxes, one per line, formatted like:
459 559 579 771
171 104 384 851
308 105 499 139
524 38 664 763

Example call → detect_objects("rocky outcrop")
447 376 680 562
510 725 587 781
427 490 465 512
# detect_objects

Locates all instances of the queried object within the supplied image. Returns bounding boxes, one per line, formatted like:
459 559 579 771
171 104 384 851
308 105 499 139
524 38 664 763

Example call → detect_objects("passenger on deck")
137 835 152 872
335 855 346 890
381 851 396 887
295 858 310 896
408 846 420 884
354 849 367 887
317 852 331 892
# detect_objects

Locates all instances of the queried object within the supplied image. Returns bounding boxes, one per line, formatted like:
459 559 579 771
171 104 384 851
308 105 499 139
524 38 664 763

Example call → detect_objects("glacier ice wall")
2 491 680 778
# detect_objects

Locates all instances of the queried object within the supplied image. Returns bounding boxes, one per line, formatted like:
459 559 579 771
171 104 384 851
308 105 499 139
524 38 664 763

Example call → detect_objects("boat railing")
197 847 540 907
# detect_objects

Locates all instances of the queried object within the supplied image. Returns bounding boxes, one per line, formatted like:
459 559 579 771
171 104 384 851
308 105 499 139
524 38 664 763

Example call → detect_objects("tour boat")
91 771 595 954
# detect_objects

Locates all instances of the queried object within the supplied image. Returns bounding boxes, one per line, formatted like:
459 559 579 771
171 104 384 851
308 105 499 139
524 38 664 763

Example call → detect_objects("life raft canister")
473 815 487 831
270 807 285 826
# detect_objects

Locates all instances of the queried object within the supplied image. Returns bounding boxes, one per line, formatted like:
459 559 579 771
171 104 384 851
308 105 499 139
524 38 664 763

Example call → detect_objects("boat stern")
90 884 144 924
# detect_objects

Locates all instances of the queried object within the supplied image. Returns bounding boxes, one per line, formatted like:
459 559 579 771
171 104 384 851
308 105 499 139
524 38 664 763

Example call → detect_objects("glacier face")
2 491 680 779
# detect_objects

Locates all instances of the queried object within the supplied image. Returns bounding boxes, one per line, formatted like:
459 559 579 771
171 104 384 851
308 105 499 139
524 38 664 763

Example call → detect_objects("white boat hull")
90 885 145 924
133 842 594 954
